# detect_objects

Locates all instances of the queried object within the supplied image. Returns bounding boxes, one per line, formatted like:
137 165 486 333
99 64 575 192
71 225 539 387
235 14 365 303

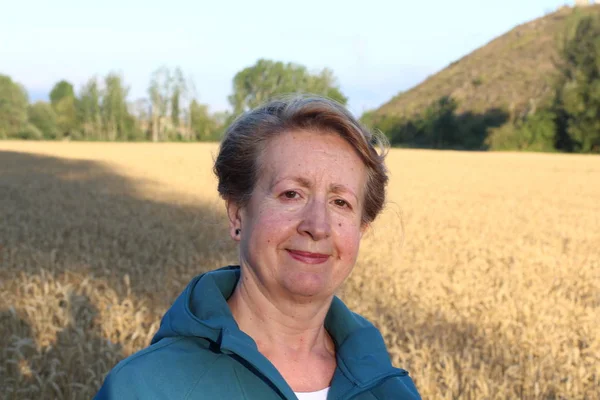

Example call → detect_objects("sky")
1 0 573 116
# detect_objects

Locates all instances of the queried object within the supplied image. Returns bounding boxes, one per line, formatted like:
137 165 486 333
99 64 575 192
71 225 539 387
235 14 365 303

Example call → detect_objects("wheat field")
0 141 598 399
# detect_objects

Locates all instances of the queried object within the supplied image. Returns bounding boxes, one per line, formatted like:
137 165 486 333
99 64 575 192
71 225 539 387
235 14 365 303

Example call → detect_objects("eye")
282 190 299 199
333 199 350 208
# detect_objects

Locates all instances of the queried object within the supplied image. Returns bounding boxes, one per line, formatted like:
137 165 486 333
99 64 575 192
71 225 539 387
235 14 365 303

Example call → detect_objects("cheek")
335 220 362 259
250 206 297 242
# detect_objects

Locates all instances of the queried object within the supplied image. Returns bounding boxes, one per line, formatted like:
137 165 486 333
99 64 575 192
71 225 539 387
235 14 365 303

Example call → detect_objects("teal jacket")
95 266 421 399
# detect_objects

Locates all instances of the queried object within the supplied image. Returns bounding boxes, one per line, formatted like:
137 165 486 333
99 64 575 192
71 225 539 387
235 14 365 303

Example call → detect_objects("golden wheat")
0 141 598 399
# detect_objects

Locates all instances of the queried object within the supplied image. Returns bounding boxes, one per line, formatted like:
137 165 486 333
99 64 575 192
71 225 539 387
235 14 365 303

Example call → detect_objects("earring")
235 229 241 235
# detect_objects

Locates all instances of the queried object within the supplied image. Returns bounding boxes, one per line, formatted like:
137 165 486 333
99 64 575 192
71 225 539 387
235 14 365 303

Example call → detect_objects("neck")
227 267 335 358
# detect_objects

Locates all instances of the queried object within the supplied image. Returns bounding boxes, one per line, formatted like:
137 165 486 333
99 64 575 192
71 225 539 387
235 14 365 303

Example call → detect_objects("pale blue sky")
2 0 572 115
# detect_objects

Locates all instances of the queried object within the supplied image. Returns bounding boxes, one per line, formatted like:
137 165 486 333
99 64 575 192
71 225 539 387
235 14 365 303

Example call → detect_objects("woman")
95 95 421 399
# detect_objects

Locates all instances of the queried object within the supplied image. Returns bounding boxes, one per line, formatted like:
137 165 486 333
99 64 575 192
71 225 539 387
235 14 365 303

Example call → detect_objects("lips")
286 249 330 264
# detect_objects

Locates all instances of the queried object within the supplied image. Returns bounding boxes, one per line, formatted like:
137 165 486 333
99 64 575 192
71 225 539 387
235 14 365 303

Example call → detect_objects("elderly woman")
95 96 421 399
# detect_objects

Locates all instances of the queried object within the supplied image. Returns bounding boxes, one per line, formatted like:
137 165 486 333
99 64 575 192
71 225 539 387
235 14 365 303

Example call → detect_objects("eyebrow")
330 184 358 203
271 176 359 203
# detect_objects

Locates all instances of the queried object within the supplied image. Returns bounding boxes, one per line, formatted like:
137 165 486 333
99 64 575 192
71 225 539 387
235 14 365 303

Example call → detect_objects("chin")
282 270 332 298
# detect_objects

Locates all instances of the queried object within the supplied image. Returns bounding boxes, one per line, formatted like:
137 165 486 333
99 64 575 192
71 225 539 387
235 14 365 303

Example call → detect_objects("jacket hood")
151 266 416 397
152 265 242 345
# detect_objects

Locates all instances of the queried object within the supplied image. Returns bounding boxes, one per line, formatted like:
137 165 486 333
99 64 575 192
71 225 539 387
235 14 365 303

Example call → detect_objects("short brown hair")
213 95 389 225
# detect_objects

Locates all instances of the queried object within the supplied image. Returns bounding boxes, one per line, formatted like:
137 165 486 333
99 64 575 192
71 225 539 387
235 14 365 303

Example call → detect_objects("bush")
486 110 556 151
28 101 59 139
17 124 44 140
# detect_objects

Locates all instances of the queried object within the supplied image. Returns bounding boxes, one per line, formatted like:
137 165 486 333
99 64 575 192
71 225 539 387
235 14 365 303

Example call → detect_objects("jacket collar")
152 266 402 399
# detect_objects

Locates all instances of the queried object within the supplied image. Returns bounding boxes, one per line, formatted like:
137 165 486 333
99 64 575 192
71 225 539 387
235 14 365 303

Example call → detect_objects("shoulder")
94 337 224 400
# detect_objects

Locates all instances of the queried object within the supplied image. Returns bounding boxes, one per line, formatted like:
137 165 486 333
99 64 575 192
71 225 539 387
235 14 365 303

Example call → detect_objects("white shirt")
293 387 330 400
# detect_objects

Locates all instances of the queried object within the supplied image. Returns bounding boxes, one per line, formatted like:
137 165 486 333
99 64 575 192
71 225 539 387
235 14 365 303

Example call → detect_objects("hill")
372 5 600 119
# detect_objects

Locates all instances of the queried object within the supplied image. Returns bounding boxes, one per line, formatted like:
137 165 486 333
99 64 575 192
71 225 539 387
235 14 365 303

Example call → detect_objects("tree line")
2 12 600 153
362 12 600 154
0 59 346 142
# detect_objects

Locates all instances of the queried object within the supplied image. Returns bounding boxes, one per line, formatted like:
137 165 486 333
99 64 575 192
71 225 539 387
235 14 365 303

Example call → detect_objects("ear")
226 199 243 242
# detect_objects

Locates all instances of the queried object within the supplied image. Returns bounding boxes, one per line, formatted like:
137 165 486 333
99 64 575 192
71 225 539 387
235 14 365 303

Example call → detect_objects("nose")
298 198 331 241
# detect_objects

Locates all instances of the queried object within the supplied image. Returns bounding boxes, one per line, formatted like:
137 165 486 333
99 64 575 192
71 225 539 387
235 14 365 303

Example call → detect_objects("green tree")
50 80 78 137
50 80 75 105
18 124 44 140
171 67 186 129
131 98 151 140
28 101 59 139
147 66 194 141
228 59 348 114
555 13 600 153
366 97 459 148
418 96 459 148
78 77 102 139
189 100 221 141
0 74 29 138
360 111 407 145
486 109 556 152
148 66 172 142
101 72 136 141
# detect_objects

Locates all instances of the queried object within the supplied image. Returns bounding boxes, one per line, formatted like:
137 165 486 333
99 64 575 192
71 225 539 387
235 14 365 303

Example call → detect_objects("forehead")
259 129 367 187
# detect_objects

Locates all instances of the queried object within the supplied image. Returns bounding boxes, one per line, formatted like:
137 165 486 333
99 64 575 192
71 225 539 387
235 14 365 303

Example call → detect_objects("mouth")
286 249 330 264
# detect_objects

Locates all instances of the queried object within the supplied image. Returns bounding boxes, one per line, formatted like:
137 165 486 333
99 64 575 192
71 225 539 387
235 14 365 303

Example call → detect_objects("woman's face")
228 129 368 300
